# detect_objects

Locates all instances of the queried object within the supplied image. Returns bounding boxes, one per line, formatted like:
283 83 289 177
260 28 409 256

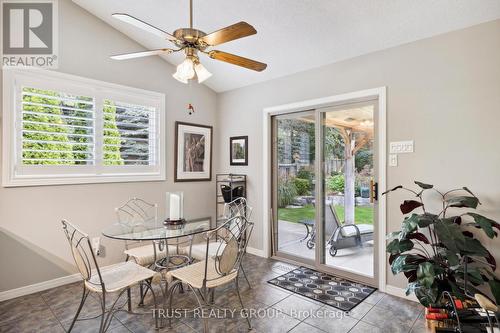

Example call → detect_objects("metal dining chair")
116 197 191 304
190 198 253 288
61 220 159 332
166 215 254 332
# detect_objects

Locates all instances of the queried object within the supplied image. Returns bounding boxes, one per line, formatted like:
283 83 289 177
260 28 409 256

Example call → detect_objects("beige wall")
1 2 499 293
0 0 217 291
216 20 500 288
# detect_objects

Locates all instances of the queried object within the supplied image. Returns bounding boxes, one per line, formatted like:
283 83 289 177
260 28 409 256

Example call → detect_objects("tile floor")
0 254 429 333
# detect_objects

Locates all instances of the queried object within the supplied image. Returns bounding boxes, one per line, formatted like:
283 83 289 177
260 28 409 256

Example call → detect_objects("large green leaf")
391 254 426 274
387 239 414 254
415 283 439 307
386 231 401 240
400 200 423 214
462 187 481 204
446 196 479 209
400 214 419 239
434 219 466 253
488 278 500 305
442 216 462 225
405 282 420 296
445 250 460 267
417 213 438 228
466 213 498 239
382 185 403 195
408 232 430 244
457 267 485 286
415 181 433 189
461 237 489 257
417 262 435 288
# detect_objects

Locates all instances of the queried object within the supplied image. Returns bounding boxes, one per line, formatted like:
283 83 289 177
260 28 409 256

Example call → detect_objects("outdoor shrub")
327 174 344 193
296 169 313 182
293 178 310 196
278 177 297 208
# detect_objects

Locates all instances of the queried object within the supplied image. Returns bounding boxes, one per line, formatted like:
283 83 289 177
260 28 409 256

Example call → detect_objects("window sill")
2 172 166 187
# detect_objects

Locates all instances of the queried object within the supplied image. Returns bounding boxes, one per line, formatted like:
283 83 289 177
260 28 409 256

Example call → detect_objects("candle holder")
164 191 185 226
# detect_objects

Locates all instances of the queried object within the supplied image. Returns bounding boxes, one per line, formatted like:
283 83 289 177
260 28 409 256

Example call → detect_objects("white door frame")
262 87 387 291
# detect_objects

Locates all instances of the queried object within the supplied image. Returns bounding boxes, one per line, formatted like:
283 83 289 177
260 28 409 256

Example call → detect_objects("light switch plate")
389 154 398 167
390 141 414 154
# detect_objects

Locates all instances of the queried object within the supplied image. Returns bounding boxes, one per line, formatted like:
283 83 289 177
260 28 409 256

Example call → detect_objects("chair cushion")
124 243 181 266
340 224 374 237
166 259 237 289
85 261 155 293
190 241 226 261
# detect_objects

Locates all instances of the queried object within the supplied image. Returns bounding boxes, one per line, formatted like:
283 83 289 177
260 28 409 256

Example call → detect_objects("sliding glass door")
271 100 379 286
316 101 377 285
272 111 316 263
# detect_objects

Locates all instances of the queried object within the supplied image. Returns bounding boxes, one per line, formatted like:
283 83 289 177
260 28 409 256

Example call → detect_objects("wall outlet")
390 140 414 154
389 154 398 167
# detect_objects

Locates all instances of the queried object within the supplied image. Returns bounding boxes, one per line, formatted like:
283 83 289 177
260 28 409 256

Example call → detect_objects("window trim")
2 67 166 187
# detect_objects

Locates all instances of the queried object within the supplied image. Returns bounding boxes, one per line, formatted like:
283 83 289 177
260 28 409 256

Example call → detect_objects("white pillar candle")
169 193 180 220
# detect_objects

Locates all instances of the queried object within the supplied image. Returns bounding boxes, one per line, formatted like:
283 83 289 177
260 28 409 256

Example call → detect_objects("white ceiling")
73 0 500 92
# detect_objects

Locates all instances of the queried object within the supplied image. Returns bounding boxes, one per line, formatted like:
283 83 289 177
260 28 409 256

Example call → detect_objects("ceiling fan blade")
201 22 256 46
208 50 267 72
110 48 173 60
112 13 178 42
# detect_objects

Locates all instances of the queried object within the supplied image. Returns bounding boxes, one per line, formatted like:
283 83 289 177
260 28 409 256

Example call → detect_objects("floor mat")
268 266 376 311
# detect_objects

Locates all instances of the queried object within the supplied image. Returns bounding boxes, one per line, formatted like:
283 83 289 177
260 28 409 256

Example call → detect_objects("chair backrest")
61 220 104 288
325 204 342 236
203 215 254 286
115 198 158 225
224 197 253 221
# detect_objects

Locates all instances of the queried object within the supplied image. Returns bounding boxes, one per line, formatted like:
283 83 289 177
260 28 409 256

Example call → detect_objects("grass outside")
278 204 373 225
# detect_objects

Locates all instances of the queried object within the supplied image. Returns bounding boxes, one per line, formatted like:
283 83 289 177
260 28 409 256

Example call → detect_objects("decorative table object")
164 191 185 225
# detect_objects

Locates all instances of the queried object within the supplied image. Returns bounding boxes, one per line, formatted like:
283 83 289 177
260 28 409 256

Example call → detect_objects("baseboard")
246 246 266 258
1 249 269 302
385 284 419 303
0 272 81 302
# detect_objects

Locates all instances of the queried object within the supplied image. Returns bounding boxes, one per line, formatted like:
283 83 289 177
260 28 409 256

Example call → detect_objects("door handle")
370 180 378 203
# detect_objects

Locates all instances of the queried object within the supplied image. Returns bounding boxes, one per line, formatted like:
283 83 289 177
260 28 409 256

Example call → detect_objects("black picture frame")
230 136 248 166
174 121 213 182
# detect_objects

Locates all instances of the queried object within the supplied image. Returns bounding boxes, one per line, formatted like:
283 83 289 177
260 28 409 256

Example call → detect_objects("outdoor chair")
61 220 159 332
305 203 374 256
165 215 254 333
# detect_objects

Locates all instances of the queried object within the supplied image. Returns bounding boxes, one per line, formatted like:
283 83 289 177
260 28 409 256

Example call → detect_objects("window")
2 68 165 186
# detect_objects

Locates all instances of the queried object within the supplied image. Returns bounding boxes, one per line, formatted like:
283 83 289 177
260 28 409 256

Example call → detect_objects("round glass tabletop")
102 217 214 241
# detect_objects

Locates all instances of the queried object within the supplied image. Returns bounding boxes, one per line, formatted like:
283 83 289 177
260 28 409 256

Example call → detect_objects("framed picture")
230 136 248 166
175 122 213 182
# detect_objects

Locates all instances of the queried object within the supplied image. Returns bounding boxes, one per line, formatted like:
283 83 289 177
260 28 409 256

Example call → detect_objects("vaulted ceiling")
73 0 500 92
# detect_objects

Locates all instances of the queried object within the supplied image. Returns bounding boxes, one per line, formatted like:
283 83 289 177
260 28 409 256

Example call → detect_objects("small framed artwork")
175 122 213 182
230 136 248 166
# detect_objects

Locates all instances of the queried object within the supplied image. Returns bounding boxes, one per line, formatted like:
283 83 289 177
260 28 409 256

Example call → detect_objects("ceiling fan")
110 0 267 84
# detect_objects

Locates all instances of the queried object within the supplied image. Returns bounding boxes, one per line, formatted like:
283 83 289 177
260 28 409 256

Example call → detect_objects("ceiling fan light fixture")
194 62 212 83
172 71 189 84
173 57 195 83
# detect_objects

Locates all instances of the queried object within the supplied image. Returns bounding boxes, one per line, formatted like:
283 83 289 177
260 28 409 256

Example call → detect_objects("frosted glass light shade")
172 58 195 83
194 62 212 83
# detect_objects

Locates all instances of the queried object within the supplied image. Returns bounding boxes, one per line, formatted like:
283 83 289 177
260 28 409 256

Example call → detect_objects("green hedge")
293 178 310 195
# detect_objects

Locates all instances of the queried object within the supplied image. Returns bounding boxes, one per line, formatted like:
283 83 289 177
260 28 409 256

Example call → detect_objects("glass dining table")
102 216 216 272
102 216 215 242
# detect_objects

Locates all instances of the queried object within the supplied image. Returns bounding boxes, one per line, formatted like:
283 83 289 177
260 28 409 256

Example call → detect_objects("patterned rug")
268 266 376 311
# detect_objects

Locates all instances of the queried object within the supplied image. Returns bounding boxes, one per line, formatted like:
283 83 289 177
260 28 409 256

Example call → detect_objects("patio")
277 220 374 277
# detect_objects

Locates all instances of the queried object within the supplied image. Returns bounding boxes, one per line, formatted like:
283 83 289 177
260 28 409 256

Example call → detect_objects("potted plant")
383 181 500 306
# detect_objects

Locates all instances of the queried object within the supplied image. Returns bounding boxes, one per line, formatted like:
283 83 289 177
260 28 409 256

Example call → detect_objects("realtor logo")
1 0 58 68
